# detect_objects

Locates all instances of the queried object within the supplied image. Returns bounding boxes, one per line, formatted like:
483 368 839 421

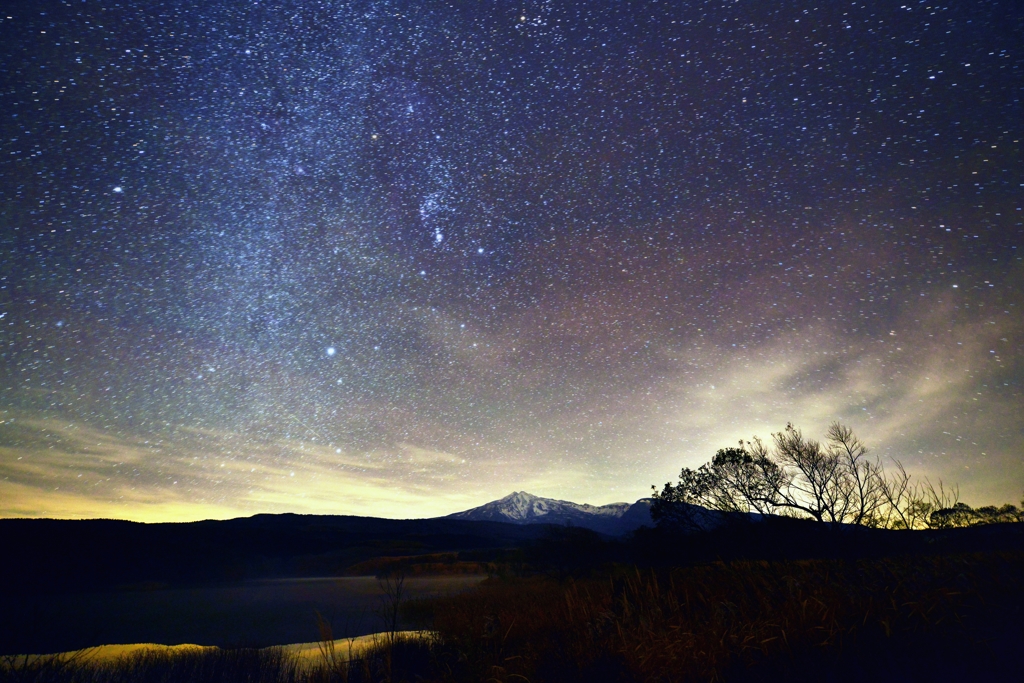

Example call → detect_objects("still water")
3 576 484 655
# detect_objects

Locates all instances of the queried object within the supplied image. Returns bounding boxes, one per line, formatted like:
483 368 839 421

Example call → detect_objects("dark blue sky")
1 0 1021 520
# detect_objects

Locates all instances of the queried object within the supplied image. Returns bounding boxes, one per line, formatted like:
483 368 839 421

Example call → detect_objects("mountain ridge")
445 491 654 535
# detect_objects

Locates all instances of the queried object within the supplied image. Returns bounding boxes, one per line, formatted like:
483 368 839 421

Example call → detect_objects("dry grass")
0 646 300 683
0 634 436 683
417 551 1023 682
4 552 1019 682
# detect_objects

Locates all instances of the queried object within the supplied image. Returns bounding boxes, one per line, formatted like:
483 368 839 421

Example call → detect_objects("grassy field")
4 550 1020 682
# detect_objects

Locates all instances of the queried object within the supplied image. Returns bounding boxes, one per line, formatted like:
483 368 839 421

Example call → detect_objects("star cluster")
1 0 1021 521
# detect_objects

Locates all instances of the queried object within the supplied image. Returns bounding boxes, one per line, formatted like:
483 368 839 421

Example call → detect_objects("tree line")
652 422 1023 531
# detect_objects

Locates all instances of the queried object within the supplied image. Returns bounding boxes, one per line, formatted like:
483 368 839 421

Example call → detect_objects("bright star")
326 347 336 356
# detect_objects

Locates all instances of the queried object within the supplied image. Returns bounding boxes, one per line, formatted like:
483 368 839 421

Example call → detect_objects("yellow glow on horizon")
0 417 605 522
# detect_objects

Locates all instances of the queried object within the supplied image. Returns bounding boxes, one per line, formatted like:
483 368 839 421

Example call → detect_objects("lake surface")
1 576 485 656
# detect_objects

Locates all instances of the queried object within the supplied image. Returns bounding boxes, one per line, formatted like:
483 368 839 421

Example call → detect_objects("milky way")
1 1 1022 521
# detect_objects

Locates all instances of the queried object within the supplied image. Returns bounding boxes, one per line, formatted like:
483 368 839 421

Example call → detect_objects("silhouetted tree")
654 424 1024 531
929 501 1023 528
876 469 961 529
651 423 1024 531
653 423 893 526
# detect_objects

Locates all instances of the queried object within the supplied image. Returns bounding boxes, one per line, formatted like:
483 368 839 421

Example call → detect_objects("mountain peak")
445 492 652 535
500 491 537 501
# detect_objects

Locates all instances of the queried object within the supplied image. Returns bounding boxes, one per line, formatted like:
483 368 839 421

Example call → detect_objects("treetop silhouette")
652 422 1023 530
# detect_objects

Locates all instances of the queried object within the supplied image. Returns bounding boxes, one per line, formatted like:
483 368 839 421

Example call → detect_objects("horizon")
2 1 1021 523
0 488 645 524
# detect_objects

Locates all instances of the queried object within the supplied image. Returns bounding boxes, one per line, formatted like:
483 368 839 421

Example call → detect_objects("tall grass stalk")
421 551 1023 682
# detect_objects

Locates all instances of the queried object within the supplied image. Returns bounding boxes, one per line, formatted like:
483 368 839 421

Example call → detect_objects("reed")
1 646 300 683
415 551 1023 682
0 634 436 683
5 552 1019 682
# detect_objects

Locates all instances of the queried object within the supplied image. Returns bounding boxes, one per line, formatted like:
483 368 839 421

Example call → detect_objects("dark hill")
4 509 1023 598
0 514 552 595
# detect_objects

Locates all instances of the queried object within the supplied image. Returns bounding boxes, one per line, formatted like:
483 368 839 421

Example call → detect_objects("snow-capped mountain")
446 491 653 535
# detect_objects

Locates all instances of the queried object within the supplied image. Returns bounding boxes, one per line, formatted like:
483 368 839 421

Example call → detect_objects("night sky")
1 1 1022 522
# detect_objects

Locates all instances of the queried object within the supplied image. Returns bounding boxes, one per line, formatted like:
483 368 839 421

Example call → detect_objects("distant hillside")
446 491 654 535
0 514 552 595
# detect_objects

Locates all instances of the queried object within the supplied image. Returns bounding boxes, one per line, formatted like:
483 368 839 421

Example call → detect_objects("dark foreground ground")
3 549 1021 682
409 550 1024 682
2 515 1023 681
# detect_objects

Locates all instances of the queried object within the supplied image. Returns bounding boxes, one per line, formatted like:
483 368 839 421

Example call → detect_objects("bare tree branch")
651 423 1017 531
